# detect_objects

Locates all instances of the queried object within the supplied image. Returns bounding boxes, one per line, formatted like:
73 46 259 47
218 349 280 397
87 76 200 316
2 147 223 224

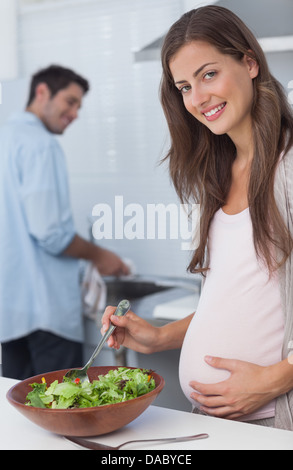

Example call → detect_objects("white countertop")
153 294 200 320
1 376 293 450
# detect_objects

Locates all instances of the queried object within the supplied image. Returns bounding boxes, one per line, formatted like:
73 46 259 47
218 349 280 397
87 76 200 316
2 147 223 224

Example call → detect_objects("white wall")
16 0 193 278
0 0 18 81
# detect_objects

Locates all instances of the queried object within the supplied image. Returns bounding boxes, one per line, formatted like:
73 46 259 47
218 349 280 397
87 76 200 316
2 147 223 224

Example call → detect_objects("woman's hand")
189 356 282 420
101 308 194 354
101 306 160 354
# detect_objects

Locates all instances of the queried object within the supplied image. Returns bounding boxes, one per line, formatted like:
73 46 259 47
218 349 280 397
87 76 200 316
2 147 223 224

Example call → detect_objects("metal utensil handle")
117 433 209 449
85 300 130 369
98 299 130 344
65 433 209 450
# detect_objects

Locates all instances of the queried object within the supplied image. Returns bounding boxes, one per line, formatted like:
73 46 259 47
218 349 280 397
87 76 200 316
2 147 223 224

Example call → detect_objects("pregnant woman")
101 5 293 430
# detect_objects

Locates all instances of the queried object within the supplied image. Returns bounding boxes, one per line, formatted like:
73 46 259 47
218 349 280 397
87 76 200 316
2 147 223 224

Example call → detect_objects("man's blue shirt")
0 111 83 343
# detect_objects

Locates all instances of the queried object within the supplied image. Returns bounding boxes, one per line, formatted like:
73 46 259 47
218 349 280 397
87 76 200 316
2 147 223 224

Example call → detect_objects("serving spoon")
64 299 130 383
65 433 209 450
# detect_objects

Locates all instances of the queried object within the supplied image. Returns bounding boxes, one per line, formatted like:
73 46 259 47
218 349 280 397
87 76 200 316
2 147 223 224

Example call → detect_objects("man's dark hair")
26 64 90 106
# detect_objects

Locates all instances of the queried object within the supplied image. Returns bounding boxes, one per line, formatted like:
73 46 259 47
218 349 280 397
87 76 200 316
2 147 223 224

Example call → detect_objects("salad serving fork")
64 299 130 383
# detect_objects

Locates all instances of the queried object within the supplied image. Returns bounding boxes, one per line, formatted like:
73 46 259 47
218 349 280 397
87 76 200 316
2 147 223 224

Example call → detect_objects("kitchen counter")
1 376 293 450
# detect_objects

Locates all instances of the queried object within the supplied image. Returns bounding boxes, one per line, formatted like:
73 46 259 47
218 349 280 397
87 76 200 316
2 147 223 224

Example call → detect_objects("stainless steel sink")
105 278 172 305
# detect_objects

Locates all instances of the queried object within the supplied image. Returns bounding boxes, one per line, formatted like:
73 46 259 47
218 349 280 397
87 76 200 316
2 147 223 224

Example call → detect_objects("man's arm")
63 234 130 276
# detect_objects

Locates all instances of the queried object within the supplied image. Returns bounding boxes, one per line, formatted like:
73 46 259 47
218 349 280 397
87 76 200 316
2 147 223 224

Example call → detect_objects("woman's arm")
101 307 194 354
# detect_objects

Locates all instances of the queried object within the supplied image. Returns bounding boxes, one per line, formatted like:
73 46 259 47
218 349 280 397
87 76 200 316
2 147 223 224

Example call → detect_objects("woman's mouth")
202 102 226 121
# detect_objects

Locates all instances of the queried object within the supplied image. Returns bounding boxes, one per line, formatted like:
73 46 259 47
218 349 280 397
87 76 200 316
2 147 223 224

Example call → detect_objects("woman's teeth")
204 103 226 117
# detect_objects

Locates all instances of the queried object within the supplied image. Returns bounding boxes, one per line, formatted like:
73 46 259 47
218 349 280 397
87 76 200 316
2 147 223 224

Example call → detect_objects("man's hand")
93 247 130 276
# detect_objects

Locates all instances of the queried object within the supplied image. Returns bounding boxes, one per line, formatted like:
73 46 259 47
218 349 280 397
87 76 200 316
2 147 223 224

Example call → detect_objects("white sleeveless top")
179 207 284 421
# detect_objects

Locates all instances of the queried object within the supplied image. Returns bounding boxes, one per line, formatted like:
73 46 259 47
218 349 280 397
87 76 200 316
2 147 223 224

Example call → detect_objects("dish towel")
82 263 107 319
82 258 136 319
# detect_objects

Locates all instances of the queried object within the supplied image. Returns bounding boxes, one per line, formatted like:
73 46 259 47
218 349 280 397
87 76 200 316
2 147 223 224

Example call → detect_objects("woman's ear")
244 52 259 79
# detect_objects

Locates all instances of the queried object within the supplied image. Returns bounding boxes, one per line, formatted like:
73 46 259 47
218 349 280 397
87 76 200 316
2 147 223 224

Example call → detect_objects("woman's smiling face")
169 41 259 142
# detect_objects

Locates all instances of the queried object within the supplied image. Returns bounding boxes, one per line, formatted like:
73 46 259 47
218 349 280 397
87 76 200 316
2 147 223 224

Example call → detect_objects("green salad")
25 367 156 409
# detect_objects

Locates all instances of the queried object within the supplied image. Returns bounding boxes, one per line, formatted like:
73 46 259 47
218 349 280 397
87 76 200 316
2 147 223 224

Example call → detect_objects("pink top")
179 207 284 421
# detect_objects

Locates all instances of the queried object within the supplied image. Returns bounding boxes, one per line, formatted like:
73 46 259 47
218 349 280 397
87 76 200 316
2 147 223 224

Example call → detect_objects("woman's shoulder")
274 145 293 213
274 145 292 200
281 145 293 179
283 143 293 159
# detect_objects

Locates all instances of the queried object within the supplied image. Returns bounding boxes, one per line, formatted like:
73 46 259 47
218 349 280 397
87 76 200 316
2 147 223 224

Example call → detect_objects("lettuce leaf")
25 368 156 409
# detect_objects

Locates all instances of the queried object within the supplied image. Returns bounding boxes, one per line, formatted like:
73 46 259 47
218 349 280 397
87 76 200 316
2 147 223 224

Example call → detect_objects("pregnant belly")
178 307 283 409
179 316 232 406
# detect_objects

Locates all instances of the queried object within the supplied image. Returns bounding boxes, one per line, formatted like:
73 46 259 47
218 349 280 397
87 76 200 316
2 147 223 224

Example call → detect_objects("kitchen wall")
1 0 293 279
217 0 293 98
0 0 18 81
15 0 194 279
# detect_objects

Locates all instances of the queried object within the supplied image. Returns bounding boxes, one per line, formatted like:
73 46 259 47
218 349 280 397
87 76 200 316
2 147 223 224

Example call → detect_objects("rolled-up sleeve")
19 140 76 255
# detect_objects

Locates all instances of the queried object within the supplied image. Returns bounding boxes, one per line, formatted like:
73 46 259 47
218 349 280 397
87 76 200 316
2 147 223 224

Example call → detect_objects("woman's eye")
179 85 191 94
204 71 216 80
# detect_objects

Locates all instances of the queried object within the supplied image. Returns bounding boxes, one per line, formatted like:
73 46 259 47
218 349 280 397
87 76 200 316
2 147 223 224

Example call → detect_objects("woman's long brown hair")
160 5 293 275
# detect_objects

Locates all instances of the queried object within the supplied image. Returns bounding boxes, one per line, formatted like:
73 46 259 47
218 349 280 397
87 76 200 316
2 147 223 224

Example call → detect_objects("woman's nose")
191 85 209 109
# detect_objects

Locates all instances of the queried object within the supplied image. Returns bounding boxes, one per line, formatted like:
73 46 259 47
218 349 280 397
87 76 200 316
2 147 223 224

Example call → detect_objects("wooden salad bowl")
6 366 165 437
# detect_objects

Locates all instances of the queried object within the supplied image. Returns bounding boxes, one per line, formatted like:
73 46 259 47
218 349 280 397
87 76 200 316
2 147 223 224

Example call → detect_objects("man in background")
0 65 129 379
